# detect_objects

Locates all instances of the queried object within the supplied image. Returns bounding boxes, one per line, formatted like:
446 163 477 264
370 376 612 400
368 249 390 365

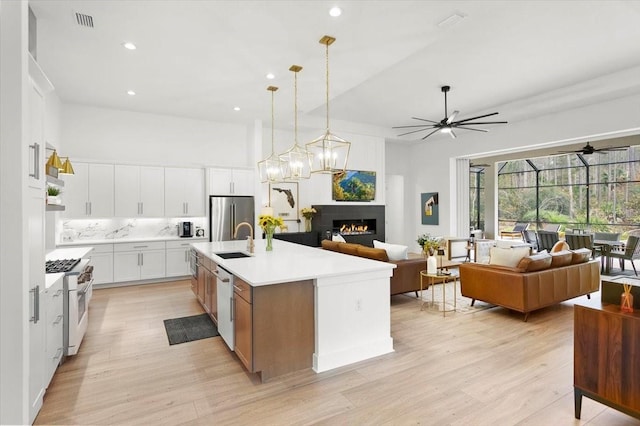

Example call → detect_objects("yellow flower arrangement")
258 215 285 233
300 207 317 219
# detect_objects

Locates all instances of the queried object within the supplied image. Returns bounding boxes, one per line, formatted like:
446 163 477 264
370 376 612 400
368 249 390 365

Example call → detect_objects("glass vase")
305 218 312 232
621 291 634 313
265 230 274 251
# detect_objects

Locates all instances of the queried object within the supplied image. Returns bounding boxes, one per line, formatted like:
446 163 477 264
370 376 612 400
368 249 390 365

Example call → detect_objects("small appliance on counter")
178 221 194 238
195 227 205 237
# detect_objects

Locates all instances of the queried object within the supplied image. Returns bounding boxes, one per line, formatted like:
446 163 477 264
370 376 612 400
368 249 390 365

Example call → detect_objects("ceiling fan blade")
392 124 438 129
421 128 442 140
450 129 457 139
446 110 459 124
456 126 488 132
454 112 500 123
456 121 508 125
599 146 629 152
411 117 441 124
397 126 438 137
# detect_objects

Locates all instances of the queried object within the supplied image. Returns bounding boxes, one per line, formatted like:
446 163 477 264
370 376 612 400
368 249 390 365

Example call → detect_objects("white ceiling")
30 0 640 142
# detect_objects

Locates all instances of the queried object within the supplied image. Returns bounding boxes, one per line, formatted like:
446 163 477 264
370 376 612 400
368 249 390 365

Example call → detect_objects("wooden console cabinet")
233 277 314 382
574 301 640 420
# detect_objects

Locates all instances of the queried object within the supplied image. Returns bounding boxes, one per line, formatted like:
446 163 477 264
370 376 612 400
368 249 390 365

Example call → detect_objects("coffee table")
419 270 458 317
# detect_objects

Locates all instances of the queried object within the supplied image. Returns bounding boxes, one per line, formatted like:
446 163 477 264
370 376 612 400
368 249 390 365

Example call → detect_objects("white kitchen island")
191 238 395 378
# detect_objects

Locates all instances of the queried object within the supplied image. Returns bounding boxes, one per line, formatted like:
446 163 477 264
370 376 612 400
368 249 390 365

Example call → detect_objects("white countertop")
45 273 64 289
191 239 395 286
46 246 94 261
58 236 207 246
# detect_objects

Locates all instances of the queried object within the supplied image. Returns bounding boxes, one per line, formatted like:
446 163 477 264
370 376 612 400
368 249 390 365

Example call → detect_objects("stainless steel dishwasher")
214 265 234 350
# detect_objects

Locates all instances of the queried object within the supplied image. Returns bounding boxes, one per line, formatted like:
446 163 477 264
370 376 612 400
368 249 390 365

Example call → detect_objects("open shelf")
45 204 65 212
46 175 64 187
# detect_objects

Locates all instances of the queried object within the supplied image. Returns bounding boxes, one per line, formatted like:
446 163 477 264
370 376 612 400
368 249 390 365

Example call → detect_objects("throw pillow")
332 233 347 243
571 248 592 264
489 246 531 268
551 241 570 252
373 240 409 261
517 252 552 272
550 249 573 267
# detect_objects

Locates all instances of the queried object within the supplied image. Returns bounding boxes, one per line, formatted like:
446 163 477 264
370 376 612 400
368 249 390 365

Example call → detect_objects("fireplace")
334 219 376 236
312 205 385 247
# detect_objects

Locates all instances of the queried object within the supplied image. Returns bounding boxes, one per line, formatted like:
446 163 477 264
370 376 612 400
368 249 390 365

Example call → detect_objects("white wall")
61 103 251 168
387 91 640 249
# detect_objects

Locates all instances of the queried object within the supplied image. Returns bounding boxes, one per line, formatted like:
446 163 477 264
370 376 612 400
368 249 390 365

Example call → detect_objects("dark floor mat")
163 313 219 345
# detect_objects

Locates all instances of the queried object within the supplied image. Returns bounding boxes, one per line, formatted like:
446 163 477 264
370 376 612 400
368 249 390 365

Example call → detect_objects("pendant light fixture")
257 86 286 183
279 65 312 180
46 150 63 170
60 157 75 175
306 35 350 174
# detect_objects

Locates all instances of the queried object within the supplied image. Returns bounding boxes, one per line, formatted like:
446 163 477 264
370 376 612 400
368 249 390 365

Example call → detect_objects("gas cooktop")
46 258 80 274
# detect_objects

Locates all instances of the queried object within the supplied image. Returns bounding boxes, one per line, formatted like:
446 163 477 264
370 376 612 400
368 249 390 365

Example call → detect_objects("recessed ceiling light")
266 73 275 80
329 7 342 17
233 106 241 111
122 42 137 50
127 90 136 96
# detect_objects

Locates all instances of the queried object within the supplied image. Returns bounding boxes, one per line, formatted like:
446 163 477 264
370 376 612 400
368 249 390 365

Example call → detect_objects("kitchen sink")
215 251 251 259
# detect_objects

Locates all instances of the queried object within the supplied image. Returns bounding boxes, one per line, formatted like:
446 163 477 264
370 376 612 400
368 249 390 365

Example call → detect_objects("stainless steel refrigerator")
209 196 255 241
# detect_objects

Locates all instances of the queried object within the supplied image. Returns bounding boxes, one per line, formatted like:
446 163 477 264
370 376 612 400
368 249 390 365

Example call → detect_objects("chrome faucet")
234 222 254 254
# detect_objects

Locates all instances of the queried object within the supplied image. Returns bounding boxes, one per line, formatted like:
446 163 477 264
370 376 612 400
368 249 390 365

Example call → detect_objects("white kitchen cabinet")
208 167 254 196
63 162 114 218
88 244 114 285
166 240 194 277
114 165 164 217
165 167 205 217
44 276 64 386
113 241 165 282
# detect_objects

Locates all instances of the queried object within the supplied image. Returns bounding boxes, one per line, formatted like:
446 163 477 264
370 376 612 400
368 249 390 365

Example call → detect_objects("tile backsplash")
59 218 206 242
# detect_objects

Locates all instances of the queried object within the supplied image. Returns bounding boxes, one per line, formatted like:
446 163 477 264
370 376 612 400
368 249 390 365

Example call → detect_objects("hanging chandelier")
257 86 286 183
306 35 351 174
279 65 312 180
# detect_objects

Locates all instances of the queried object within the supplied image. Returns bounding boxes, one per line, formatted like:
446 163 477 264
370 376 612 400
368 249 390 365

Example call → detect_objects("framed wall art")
421 192 439 225
269 182 299 222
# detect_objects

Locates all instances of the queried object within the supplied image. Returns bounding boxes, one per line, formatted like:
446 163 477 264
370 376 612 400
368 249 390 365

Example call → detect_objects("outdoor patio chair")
565 233 595 258
542 224 561 232
522 230 538 252
500 222 529 239
536 230 559 251
607 235 640 276
593 232 621 257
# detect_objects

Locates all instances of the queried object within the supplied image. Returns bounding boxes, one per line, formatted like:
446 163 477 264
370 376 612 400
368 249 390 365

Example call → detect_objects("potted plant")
416 233 442 256
47 186 62 205
300 207 317 232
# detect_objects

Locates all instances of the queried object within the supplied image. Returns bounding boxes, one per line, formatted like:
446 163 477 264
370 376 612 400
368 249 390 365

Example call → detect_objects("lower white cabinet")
44 277 64 386
88 244 114 285
166 240 193 277
113 241 166 282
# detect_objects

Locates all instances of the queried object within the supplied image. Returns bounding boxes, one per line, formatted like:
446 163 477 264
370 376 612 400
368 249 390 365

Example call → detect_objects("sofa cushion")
373 240 408 261
357 246 389 262
321 240 340 252
489 246 531 268
517 252 552 272
571 248 592 264
550 249 573 267
338 242 360 256
551 241 570 252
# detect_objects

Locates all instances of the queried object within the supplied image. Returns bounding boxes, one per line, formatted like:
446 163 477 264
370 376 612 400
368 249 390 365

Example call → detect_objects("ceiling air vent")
75 12 94 28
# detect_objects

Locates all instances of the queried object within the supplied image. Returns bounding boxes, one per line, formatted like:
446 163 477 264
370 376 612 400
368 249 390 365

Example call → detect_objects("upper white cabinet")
63 163 114 218
114 165 164 217
165 167 205 217
208 168 254 196
27 55 52 191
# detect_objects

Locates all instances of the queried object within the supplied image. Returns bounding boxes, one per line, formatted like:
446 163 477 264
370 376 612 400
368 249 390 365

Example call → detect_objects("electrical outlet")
356 299 362 311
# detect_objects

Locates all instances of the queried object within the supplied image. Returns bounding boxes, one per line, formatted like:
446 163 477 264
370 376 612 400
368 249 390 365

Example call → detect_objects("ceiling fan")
393 85 507 140
557 142 629 155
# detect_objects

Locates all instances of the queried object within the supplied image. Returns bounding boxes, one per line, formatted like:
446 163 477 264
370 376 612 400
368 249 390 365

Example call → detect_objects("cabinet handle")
137 253 141 266
233 284 243 292
140 252 144 265
140 202 144 215
30 285 40 323
229 182 233 194
133 245 148 249
88 202 92 215
53 347 63 361
212 270 229 282
53 314 63 325
85 202 89 216
230 297 233 321
29 142 40 179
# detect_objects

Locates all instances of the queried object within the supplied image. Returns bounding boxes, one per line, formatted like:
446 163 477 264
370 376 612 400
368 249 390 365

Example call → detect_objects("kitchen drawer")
233 278 252 303
90 244 114 254
114 241 165 252
166 240 197 249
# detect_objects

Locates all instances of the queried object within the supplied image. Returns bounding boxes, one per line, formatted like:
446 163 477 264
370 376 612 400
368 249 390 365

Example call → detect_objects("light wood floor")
36 280 640 425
